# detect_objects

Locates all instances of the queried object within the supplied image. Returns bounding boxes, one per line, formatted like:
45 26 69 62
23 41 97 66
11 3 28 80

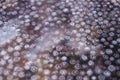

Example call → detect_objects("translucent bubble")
6 75 14 80
104 60 111 65
61 62 69 68
59 76 65 80
0 59 6 66
81 55 88 61
107 37 113 41
109 45 114 48
67 75 74 80
3 69 10 76
80 71 85 76
51 75 58 80
112 40 117 45
110 57 114 61
71 70 79 76
61 56 67 61
98 75 105 80
69 59 76 65
51 12 57 17
60 69 67 75
31 75 40 80
117 38 120 43
76 75 82 80
18 71 25 78
91 76 96 80
86 69 93 76
105 49 113 54
108 65 116 72
116 59 120 64
95 67 102 74
7 47 14 52
114 53 119 58
55 64 61 70
88 60 94 66
0 21 3 25
30 65 38 73
83 76 89 80
0 50 7 56
101 38 106 42
3 55 10 60
74 63 81 70
103 70 111 77
109 32 115 36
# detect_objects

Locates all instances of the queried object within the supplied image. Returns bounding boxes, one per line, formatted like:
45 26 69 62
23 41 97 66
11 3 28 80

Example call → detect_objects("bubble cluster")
0 0 120 80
